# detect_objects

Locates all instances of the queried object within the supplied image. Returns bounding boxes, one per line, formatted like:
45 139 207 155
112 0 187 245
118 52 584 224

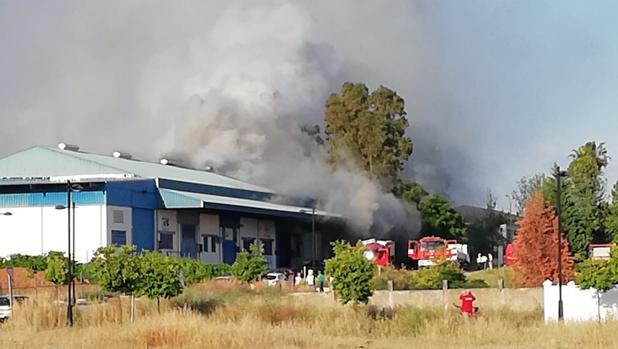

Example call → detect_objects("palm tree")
570 141 610 170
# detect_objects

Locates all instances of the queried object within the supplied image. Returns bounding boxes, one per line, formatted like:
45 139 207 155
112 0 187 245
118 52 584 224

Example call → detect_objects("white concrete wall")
543 280 618 323
199 214 220 263
156 210 178 251
240 217 276 268
107 206 132 246
0 205 107 263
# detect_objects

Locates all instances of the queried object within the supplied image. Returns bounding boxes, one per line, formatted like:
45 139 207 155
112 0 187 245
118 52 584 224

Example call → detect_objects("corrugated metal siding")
0 191 104 208
132 207 155 251
159 189 202 208
106 180 162 209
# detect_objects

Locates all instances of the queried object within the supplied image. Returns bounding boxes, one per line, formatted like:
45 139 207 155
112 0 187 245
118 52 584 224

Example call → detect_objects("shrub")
463 279 489 288
231 243 267 283
374 267 415 290
325 241 376 304
175 259 232 285
44 254 68 286
437 262 466 288
414 267 442 289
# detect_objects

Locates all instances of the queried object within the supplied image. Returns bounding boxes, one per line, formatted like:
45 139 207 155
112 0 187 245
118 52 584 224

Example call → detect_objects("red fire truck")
407 236 469 267
504 243 518 266
361 239 395 267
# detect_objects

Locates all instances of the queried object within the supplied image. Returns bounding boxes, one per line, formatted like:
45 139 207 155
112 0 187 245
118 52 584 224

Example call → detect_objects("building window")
242 238 255 251
111 230 127 246
262 239 274 255
202 235 218 253
158 232 174 250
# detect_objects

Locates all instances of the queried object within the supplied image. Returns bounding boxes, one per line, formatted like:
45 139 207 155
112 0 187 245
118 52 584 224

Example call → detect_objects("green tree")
91 245 140 294
394 180 467 241
418 195 467 241
605 182 618 242
393 180 428 205
510 174 546 216
325 241 376 304
564 142 609 256
231 242 267 283
135 251 183 312
43 254 68 301
325 82 413 186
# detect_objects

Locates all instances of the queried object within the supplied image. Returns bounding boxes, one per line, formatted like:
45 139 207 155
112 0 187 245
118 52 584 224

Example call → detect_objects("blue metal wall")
106 180 161 251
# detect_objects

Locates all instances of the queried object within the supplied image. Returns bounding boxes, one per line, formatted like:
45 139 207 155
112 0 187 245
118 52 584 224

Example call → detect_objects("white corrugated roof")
160 189 331 216
0 146 272 193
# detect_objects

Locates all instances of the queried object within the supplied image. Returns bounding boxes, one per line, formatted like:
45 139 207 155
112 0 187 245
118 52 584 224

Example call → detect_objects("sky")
0 0 617 214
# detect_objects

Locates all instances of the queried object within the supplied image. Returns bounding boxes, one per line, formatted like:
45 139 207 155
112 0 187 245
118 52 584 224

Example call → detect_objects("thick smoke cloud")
0 1 418 233
5 1 613 224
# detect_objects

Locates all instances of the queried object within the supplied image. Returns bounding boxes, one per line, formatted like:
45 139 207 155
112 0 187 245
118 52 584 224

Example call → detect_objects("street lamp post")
299 208 317 271
1 212 13 308
55 181 82 327
555 166 567 321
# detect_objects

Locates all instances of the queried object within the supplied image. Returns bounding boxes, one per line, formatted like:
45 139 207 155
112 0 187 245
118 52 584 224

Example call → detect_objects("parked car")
0 295 29 322
265 272 287 286
0 296 10 322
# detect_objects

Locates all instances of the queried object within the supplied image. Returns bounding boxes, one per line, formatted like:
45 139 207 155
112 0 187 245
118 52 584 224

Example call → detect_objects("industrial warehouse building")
0 145 336 268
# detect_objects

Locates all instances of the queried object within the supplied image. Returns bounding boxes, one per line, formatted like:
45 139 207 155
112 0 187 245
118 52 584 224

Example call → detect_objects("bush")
231 243 267 283
204 263 232 278
325 241 376 304
414 267 442 289
463 279 490 288
375 263 475 290
44 254 68 286
437 263 466 288
175 259 232 285
374 267 415 290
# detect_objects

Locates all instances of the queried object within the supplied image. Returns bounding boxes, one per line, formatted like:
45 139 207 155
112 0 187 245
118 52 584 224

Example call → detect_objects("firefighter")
459 289 476 317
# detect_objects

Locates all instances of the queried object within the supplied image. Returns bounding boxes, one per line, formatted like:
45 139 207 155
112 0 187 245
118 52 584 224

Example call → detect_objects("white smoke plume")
136 4 405 231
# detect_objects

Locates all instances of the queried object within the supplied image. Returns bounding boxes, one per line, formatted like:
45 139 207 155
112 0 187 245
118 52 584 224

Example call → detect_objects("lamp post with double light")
554 166 568 321
1 212 13 308
55 181 82 327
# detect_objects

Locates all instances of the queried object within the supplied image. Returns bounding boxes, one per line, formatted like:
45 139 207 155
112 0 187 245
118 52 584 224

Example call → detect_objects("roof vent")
57 143 80 152
204 165 214 172
159 158 174 166
112 151 132 159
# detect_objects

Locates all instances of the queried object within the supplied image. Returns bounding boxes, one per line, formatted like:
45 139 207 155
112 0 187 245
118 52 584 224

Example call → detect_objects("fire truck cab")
408 236 469 268
361 239 395 267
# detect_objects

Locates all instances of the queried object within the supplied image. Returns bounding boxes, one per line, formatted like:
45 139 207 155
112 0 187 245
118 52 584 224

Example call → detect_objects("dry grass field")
1 281 617 349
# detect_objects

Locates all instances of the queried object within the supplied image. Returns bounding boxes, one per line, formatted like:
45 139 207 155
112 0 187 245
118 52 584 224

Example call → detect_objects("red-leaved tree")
512 192 573 287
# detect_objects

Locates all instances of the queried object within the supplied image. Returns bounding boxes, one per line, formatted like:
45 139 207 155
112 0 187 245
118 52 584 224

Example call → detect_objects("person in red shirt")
459 290 476 316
